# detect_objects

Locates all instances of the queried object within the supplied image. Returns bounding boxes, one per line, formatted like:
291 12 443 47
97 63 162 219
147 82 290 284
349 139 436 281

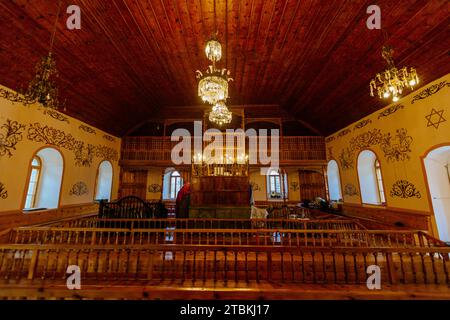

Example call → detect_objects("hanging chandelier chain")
49 0 62 53
0 0 64 110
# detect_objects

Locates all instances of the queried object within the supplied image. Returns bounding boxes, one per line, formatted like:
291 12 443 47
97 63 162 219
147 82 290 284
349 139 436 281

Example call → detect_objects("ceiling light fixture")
196 0 233 126
0 1 64 110
209 100 232 126
370 45 419 103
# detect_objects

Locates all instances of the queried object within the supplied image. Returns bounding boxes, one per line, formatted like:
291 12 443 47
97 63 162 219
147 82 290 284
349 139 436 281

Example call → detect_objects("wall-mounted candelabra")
192 152 249 177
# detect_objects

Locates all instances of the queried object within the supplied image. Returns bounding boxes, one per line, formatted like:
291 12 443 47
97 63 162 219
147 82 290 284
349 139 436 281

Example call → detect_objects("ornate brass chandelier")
196 36 233 126
209 100 232 125
0 2 63 110
370 45 419 102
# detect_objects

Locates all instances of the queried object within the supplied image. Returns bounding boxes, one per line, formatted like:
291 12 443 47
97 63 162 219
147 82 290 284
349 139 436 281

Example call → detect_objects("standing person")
175 182 191 218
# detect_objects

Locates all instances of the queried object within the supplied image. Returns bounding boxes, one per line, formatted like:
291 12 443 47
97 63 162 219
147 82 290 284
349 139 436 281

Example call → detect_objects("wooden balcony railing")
7 227 448 248
43 218 362 231
0 244 448 285
120 136 326 162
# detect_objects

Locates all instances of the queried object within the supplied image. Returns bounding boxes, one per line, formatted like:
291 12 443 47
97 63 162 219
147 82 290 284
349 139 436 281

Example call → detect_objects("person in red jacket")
175 182 191 218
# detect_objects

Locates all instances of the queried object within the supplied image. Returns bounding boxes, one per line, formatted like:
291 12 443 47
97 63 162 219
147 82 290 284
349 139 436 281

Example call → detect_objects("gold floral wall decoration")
0 119 26 158
338 147 354 170
337 129 351 138
378 104 404 119
327 146 333 160
79 124 96 135
95 145 119 162
290 181 299 191
379 128 413 162
344 184 359 197
69 181 88 196
249 181 261 191
390 180 421 199
103 134 116 142
148 184 162 193
338 128 412 169
325 136 335 143
349 129 382 150
27 123 119 163
0 182 8 199
74 142 95 167
27 123 78 150
353 119 372 130
44 109 69 123
411 80 449 104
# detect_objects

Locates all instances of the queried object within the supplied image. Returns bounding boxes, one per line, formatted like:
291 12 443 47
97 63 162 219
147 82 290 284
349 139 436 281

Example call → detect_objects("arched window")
424 146 450 242
24 148 64 210
327 160 342 201
357 150 385 205
24 156 42 209
162 168 183 200
95 161 113 201
267 169 288 199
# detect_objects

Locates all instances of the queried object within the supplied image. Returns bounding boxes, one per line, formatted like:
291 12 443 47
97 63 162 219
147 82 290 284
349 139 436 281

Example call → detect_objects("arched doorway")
423 146 450 242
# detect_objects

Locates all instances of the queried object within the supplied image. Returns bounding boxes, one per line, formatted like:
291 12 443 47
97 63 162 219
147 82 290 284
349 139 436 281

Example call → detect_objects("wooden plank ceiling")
0 0 449 136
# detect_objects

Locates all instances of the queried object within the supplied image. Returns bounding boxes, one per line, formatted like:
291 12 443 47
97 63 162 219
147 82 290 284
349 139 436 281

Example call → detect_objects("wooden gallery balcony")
120 136 326 167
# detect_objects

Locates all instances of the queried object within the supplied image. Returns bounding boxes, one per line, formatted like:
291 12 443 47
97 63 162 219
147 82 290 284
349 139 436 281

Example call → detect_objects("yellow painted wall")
0 86 121 212
325 73 450 213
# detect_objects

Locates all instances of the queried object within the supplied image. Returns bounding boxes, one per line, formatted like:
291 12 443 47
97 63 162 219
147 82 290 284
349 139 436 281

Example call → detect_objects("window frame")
94 160 114 201
24 155 42 209
168 171 182 200
374 158 386 205
267 170 287 200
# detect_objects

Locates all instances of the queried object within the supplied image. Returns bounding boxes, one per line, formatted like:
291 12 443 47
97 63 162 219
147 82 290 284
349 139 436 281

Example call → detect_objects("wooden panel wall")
299 170 326 201
119 169 148 199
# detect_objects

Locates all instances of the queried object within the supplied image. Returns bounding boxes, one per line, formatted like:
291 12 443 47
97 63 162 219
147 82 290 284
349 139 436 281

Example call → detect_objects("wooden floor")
1 281 449 300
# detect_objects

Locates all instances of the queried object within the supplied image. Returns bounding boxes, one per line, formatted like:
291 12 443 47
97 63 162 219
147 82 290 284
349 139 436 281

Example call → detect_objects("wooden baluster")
203 250 207 283
322 252 327 283
161 250 166 281
343 253 347 284
410 252 417 283
181 249 186 282
51 249 61 280
234 251 238 283
134 250 141 280
353 253 358 284
213 251 217 282
255 251 259 283
147 250 154 281
332 252 337 284
312 251 317 284
420 253 427 284
193 250 196 282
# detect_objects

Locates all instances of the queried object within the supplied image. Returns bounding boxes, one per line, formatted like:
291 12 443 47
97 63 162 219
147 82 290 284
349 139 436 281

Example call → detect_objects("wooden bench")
99 196 166 219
